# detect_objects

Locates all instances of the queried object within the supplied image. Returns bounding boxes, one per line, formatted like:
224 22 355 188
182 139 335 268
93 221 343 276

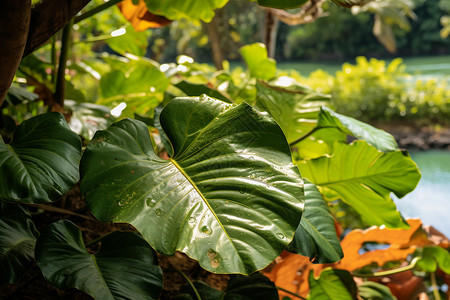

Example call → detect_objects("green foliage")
239 43 277 81
358 281 397 300
308 268 358 300
80 96 304 274
35 220 163 299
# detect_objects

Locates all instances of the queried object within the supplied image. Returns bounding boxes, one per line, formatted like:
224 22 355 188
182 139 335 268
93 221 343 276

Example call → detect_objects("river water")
394 150 450 237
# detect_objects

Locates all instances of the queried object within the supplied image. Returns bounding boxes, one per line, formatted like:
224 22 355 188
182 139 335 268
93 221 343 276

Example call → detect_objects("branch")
23 0 91 57
266 0 328 26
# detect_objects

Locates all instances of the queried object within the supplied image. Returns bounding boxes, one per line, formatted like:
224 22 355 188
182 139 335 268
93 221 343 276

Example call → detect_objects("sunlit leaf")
0 202 39 284
35 220 163 300
0 112 81 203
175 80 232 103
308 268 357 300
240 43 276 81
256 82 331 144
287 179 343 264
143 0 228 22
416 246 450 274
117 0 172 31
81 95 304 274
298 141 420 228
106 25 151 56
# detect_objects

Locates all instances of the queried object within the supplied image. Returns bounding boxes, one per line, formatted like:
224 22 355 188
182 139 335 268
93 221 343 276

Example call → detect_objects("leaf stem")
276 286 307 300
352 256 421 278
430 272 441 300
174 267 201 300
85 234 108 248
74 0 123 24
29 204 95 221
54 19 73 107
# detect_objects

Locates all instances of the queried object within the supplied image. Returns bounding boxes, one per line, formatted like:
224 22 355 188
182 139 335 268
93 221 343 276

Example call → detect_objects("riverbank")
376 123 450 150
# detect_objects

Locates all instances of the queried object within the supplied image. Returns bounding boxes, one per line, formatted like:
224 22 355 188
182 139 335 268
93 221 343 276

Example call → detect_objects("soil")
1 123 448 299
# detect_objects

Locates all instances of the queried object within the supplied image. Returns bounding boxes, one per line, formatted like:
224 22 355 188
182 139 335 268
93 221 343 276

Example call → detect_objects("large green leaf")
144 0 228 22
308 268 357 300
240 43 276 81
316 107 398 152
106 25 151 57
0 202 39 284
0 112 82 203
174 80 232 103
287 179 343 264
257 0 309 9
81 95 304 274
256 82 331 144
35 220 163 300
298 141 420 228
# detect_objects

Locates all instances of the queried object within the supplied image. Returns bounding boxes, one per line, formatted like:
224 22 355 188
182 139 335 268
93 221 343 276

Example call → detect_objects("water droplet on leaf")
146 198 157 207
155 209 162 216
276 233 285 239
201 225 212 235
188 217 196 224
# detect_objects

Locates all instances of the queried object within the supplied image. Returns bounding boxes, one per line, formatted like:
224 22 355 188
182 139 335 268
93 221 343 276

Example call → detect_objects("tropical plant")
0 0 448 299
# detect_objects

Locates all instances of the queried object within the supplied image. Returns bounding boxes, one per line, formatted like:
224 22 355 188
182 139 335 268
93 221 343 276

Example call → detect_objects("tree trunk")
263 10 280 58
204 14 224 71
0 0 31 106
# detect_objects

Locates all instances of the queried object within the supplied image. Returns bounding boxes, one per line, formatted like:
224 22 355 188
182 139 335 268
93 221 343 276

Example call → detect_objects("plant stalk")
74 0 123 24
54 19 73 107
174 267 202 300
51 35 58 85
430 272 441 300
353 257 421 278
276 286 307 300
85 234 108 248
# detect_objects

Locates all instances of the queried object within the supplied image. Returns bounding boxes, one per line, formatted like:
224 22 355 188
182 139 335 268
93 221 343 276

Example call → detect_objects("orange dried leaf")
336 219 424 271
117 0 172 31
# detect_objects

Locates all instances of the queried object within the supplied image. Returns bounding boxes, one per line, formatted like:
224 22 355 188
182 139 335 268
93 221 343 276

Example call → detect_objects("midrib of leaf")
301 218 337 256
5 144 38 196
89 254 114 299
168 158 241 258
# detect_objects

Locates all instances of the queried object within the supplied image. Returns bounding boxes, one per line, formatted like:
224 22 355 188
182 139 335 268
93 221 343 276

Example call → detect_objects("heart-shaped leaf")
0 112 81 203
298 141 420 228
35 220 163 300
287 179 343 264
0 202 39 284
81 95 304 274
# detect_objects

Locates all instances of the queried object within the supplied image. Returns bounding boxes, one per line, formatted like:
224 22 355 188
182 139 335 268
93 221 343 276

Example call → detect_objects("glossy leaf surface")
143 0 228 22
35 220 163 300
298 141 420 228
287 179 343 264
0 202 38 284
0 112 81 203
240 43 276 81
256 82 331 144
308 268 357 300
81 96 304 274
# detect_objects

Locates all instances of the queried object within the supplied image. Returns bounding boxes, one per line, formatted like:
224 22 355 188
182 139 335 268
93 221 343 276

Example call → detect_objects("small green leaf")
287 179 343 264
35 220 163 300
0 202 39 284
81 96 304 274
298 141 420 228
257 0 309 9
317 107 398 152
308 268 357 300
358 281 397 300
240 43 276 81
0 112 81 203
416 246 450 274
